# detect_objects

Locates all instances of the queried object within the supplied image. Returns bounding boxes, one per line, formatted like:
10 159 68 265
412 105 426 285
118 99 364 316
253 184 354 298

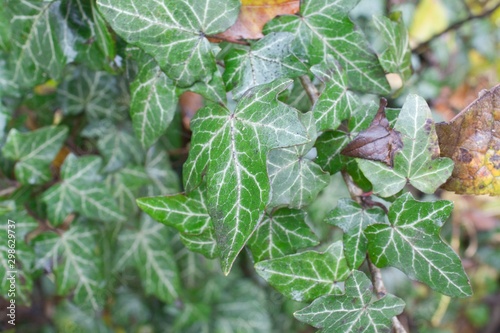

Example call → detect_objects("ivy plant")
3 0 492 332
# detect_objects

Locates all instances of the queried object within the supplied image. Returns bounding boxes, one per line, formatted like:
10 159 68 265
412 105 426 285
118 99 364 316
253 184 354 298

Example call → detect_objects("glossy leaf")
436 84 500 195
255 241 349 301
42 154 126 226
183 79 308 274
248 208 318 262
267 112 329 208
264 0 390 94
357 94 454 197
326 199 386 269
2 126 68 185
223 32 307 99
97 0 240 86
365 193 472 297
295 270 405 332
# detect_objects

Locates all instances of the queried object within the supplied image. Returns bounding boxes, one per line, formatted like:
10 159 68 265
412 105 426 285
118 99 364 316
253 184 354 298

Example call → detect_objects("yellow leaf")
409 0 448 46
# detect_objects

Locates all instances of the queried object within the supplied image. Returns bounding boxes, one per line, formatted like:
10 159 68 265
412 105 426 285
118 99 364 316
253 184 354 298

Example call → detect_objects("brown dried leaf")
341 98 403 167
436 84 500 195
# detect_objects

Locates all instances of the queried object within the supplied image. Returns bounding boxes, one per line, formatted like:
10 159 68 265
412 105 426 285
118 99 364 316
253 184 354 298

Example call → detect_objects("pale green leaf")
358 94 454 197
255 241 349 302
97 0 240 86
144 145 180 196
105 165 150 216
2 126 68 185
183 79 309 274
326 199 386 269
264 0 390 94
223 32 307 99
248 208 318 262
365 193 472 297
295 270 405 332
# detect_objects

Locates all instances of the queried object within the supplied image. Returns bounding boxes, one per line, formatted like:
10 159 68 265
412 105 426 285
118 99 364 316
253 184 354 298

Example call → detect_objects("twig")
299 75 319 104
413 3 500 54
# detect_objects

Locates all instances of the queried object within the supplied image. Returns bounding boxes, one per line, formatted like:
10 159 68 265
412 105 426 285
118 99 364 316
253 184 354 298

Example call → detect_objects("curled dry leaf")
212 0 299 42
436 84 500 195
341 98 403 167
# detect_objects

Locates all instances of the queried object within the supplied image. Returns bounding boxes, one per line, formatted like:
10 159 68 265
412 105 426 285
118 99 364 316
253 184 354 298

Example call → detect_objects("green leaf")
248 208 318 262
114 214 181 303
295 270 405 332
365 193 472 297
2 126 68 185
54 301 111 333
42 154 126 226
373 13 412 82
264 0 390 94
97 0 240 86
7 0 68 87
105 165 150 216
255 241 349 302
357 94 454 197
144 146 180 196
130 57 178 147
183 79 309 274
33 224 106 310
267 112 329 208
326 199 386 269
310 55 360 132
223 32 307 99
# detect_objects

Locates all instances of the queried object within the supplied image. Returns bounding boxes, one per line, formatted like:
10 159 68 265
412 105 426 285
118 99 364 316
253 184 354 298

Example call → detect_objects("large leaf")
183 79 309 274
114 214 181 303
223 32 307 99
42 154 126 226
7 0 67 88
326 199 386 269
264 0 390 94
97 0 240 86
2 126 68 185
357 94 454 197
255 241 349 301
365 193 472 297
295 270 405 332
267 112 329 208
33 223 106 311
248 208 318 262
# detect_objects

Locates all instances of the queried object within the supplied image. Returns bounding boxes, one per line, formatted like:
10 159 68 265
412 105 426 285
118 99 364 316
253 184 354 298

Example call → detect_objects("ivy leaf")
373 12 412 82
183 79 309 274
105 165 150 216
114 214 181 303
2 126 68 185
357 94 454 197
264 0 390 94
365 193 472 297
130 57 178 147
326 199 386 269
248 208 319 262
33 223 106 311
295 270 405 332
7 0 67 88
255 241 349 302
267 112 330 208
223 32 307 99
42 154 126 226
310 55 360 132
144 146 180 196
97 0 240 86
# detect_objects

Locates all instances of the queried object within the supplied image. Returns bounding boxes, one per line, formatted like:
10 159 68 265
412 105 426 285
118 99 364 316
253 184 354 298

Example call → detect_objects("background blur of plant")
0 0 499 332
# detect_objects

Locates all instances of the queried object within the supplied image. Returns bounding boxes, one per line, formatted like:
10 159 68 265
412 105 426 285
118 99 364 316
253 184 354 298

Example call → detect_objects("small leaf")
223 32 307 99
97 0 240 86
326 199 386 269
255 241 350 302
105 165 150 216
248 208 318 262
342 98 403 167
2 126 68 185
436 84 500 195
295 270 405 333
144 146 180 196
357 94 454 197
183 79 308 274
365 193 472 297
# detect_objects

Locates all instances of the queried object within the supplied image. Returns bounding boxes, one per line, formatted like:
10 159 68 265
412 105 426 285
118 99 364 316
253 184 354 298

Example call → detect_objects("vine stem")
299 75 319 104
